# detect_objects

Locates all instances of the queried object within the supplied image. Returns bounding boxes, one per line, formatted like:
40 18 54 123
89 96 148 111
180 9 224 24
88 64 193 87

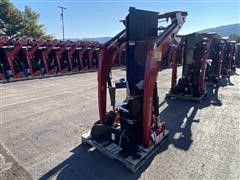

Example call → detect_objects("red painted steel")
97 11 187 147
55 41 72 74
98 31 126 122
24 39 44 76
4 38 25 78
143 11 187 147
41 40 58 75
0 38 124 81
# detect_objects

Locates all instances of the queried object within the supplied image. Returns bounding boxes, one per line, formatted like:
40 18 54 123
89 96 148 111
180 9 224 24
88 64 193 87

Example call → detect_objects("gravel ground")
0 68 239 180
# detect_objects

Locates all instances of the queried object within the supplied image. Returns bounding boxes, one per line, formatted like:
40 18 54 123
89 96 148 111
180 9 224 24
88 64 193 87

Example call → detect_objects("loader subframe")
82 7 187 172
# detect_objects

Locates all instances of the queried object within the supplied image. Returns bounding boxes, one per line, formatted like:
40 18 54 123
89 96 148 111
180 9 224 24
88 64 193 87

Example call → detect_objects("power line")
57 6 67 41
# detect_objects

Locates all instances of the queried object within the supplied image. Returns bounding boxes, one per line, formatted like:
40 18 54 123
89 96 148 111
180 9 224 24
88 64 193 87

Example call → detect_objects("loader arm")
142 11 187 146
97 10 187 147
98 30 126 122
82 7 188 172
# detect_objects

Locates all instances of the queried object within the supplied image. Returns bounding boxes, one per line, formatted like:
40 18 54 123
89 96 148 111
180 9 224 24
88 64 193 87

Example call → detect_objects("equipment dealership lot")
0 68 239 179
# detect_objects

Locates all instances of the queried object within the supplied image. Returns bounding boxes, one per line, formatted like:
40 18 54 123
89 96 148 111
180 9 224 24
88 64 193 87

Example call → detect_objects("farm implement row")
0 37 125 82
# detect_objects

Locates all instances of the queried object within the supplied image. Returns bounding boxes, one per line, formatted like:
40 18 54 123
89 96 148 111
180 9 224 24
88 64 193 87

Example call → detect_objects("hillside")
81 37 111 43
198 23 240 36
67 24 240 43
67 37 111 44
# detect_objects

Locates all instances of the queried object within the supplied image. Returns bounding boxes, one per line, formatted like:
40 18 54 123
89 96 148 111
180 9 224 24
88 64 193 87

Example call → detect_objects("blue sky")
12 0 239 39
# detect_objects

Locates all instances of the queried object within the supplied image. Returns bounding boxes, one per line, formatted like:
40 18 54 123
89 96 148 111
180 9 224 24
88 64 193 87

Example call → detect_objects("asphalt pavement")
0 68 239 180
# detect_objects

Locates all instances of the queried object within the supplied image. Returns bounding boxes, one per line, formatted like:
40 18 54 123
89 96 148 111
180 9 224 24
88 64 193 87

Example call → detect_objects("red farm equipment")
88 43 101 70
20 39 45 77
54 41 73 74
166 33 212 101
236 43 240 68
222 40 237 77
80 42 97 71
0 37 9 80
0 37 29 80
67 42 81 73
82 7 187 172
0 38 123 82
204 33 225 85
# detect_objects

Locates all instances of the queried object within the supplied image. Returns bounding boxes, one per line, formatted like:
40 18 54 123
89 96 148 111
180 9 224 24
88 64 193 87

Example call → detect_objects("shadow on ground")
39 85 221 180
220 76 235 87
159 84 221 151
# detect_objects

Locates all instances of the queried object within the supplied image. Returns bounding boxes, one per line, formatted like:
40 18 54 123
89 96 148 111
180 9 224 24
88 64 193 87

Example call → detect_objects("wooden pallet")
82 130 169 172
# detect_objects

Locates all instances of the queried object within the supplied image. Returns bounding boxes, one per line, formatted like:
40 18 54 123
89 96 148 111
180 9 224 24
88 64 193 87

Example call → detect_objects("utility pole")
57 6 66 41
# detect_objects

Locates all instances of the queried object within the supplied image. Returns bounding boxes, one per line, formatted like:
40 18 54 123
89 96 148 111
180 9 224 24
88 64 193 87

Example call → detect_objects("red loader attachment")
221 40 237 76
166 33 213 101
236 43 240 68
21 39 45 77
0 38 26 80
204 33 226 85
0 38 124 82
82 7 187 172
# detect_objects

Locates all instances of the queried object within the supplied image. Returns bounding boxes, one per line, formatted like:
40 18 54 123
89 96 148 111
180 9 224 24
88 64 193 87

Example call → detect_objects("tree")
0 0 23 37
0 0 53 39
21 6 47 39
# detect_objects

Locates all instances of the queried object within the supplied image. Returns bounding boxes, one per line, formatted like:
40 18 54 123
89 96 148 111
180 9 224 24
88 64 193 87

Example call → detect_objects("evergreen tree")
0 0 53 39
0 0 23 37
